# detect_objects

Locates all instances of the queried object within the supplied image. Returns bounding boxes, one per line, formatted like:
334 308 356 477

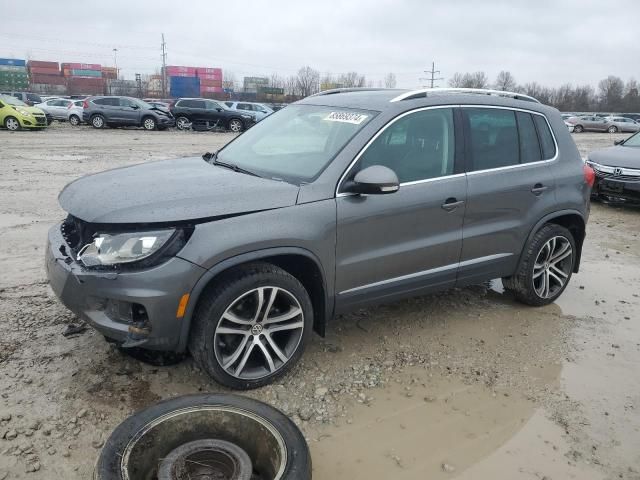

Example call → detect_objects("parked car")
35 97 76 121
67 100 85 126
0 94 48 130
145 101 171 113
224 101 274 122
0 91 43 106
622 113 640 122
587 131 640 204
566 115 614 133
603 116 640 133
83 96 175 130
171 98 256 132
47 88 592 389
565 121 575 133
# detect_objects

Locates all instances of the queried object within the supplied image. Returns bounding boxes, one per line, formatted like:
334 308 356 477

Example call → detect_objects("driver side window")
358 108 455 184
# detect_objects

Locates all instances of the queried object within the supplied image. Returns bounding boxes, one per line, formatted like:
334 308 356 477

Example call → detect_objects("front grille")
34 116 46 125
594 171 640 183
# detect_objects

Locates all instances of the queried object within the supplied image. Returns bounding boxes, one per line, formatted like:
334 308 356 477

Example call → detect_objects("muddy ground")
0 125 638 479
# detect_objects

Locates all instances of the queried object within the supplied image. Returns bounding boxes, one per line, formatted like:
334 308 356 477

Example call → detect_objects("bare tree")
494 71 516 91
448 72 465 88
296 66 320 97
598 75 624 110
338 71 366 88
448 71 488 89
383 72 397 89
222 72 237 91
269 73 284 89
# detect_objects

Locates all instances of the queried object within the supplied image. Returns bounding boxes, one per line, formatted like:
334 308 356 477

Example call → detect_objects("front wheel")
189 263 313 390
607 125 618 133
142 116 157 131
175 116 191 130
573 124 584 133
4 116 20 131
228 118 244 133
503 224 576 306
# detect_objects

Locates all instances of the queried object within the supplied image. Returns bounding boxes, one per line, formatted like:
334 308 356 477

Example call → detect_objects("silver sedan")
604 116 640 133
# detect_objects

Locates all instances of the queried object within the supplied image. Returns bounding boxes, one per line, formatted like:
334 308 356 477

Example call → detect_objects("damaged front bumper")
45 223 206 351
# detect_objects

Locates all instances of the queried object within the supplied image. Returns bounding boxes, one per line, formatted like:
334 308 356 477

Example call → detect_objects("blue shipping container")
170 76 200 98
0 58 26 67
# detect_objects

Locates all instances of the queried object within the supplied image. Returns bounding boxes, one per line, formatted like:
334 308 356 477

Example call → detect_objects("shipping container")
196 68 222 76
29 74 67 86
28 60 59 69
199 78 223 88
0 58 26 67
200 86 223 93
0 65 28 72
165 66 197 75
28 67 62 76
170 76 200 98
197 73 223 81
61 62 101 71
64 69 102 78
29 83 67 94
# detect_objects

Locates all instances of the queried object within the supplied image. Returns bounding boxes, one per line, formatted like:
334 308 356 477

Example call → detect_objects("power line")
419 61 444 88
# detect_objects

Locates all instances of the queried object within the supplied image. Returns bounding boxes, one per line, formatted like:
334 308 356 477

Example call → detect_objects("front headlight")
78 229 176 267
16 108 32 116
241 114 253 119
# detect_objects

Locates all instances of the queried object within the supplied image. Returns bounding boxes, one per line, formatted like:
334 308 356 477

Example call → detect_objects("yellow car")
0 94 48 130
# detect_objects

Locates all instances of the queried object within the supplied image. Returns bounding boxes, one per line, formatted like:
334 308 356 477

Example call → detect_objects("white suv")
224 101 274 121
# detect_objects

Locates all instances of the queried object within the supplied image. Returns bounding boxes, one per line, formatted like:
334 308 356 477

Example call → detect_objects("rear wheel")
69 114 80 126
228 118 244 133
176 116 191 130
189 263 313 390
573 124 584 133
91 114 105 129
607 125 618 133
503 224 575 306
4 116 20 131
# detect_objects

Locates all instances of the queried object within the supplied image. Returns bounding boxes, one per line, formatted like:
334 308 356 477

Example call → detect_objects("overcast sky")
1 0 638 89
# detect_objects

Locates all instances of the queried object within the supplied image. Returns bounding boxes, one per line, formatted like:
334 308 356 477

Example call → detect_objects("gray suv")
83 96 175 130
46 88 593 389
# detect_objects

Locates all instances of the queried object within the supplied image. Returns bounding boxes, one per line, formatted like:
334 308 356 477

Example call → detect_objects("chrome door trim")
338 253 513 295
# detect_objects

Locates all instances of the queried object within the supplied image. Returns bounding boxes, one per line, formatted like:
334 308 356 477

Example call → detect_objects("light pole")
113 48 118 79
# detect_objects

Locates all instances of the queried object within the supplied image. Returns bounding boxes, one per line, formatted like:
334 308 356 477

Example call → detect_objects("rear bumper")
593 176 640 205
46 223 206 350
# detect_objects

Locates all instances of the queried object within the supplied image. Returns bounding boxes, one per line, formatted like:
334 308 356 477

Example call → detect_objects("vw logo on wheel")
613 167 623 176
251 324 264 335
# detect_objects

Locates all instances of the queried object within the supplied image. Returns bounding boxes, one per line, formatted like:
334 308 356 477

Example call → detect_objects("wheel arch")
519 210 586 274
177 247 331 352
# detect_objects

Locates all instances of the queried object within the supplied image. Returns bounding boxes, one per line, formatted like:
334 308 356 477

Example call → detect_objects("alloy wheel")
176 116 190 130
214 286 304 380
5 117 20 131
92 116 104 128
608 126 618 133
532 236 573 299
69 115 80 126
143 118 156 130
229 119 243 132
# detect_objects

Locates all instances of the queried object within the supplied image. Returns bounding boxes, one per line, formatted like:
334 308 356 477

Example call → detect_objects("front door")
457 107 558 285
335 107 466 310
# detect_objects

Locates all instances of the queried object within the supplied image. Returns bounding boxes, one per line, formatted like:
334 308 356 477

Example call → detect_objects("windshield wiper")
203 151 261 177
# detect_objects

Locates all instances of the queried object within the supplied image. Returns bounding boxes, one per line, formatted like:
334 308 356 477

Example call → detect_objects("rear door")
335 107 466 310
457 107 557 285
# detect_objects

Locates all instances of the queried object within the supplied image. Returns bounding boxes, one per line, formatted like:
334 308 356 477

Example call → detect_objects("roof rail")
390 88 541 104
311 87 391 97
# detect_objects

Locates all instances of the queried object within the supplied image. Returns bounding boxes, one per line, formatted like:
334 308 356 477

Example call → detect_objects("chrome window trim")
338 253 513 295
335 105 559 197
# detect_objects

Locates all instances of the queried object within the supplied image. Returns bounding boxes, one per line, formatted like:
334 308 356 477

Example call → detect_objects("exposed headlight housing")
78 229 180 267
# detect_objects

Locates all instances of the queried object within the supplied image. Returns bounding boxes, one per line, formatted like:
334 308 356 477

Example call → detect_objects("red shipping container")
28 60 59 69
197 73 222 81
29 74 66 85
199 78 223 87
67 77 104 87
61 63 101 71
165 66 197 75
28 67 61 76
200 86 223 93
197 68 222 75
165 72 196 78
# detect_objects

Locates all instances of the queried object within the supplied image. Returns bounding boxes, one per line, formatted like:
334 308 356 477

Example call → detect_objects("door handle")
441 198 465 211
531 183 548 195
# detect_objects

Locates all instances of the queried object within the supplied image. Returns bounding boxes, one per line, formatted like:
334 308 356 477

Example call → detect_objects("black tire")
91 114 106 129
228 118 244 133
189 262 313 390
573 124 584 133
142 116 157 131
176 116 191 130
607 125 618 133
157 439 253 480
4 116 21 131
503 224 576 306
69 114 81 126
94 393 312 480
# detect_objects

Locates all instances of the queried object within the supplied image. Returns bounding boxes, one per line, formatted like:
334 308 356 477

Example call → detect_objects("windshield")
623 132 640 147
134 98 153 109
217 105 376 183
0 95 27 107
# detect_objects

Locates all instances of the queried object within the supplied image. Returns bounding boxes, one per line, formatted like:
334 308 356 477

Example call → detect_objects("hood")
588 146 640 169
59 157 300 224
12 105 45 116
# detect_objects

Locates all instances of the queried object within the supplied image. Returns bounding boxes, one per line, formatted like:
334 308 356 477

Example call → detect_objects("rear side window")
465 108 519 170
516 112 542 164
533 115 556 159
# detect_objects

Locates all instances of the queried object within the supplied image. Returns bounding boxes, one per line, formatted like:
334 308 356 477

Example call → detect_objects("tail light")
83 100 89 109
67 103 73 109
583 164 595 187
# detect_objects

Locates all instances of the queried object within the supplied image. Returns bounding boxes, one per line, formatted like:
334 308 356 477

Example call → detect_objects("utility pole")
419 61 444 88
161 33 168 98
112 48 118 79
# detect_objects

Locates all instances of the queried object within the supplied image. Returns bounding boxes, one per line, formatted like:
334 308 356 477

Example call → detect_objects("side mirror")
614 139 624 145
131 104 140 109
217 108 223 112
343 165 400 195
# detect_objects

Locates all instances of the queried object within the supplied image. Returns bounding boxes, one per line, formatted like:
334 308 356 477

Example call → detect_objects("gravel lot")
1 124 639 479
